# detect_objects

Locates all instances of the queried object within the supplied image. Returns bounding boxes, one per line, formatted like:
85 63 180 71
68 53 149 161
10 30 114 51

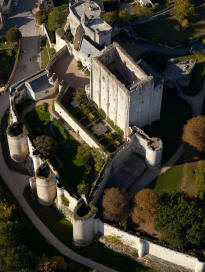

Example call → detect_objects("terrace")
60 87 125 153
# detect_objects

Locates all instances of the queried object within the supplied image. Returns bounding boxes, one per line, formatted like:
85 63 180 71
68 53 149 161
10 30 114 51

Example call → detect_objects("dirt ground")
50 54 89 89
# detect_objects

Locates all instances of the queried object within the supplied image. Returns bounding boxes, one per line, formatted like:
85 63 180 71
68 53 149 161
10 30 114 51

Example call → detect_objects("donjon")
88 43 164 137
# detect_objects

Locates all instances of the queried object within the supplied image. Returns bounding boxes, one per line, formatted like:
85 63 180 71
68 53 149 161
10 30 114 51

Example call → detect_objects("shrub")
36 8 50 25
49 48 56 58
114 125 124 137
181 18 189 28
64 28 73 42
119 219 127 231
98 108 106 118
102 11 118 24
77 183 90 196
61 196 69 206
182 115 205 152
131 188 160 225
6 28 22 42
102 187 129 223
129 250 137 258
47 6 69 32
34 135 58 158
73 145 93 168
174 0 196 22
77 60 84 70
106 235 121 244
119 9 132 22
131 5 152 19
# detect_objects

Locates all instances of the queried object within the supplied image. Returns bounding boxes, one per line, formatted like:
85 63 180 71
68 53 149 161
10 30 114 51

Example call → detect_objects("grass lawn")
143 87 192 163
41 44 50 69
25 103 87 194
54 135 86 194
24 187 157 272
153 160 205 197
135 2 205 46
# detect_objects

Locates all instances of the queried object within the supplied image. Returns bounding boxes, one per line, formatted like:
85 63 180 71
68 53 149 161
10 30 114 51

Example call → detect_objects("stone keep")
88 43 164 137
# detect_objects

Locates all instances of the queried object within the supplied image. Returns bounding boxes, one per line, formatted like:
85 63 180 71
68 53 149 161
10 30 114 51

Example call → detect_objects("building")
88 43 164 137
32 0 54 15
10 70 58 101
66 0 112 48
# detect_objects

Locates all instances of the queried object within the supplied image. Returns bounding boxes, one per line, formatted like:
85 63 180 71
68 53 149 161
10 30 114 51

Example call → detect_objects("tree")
174 0 196 23
102 11 118 25
155 192 205 251
6 28 22 42
73 145 93 168
182 115 205 152
102 187 129 223
119 9 132 22
34 135 58 158
47 6 69 32
131 188 160 225
131 5 152 19
36 9 50 25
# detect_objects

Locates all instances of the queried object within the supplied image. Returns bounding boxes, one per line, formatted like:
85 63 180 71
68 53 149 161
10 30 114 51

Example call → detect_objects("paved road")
2 0 41 83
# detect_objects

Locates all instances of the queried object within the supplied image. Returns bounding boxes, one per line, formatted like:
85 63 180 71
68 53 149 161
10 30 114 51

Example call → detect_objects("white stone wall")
73 215 204 271
90 58 129 136
64 189 78 212
7 133 29 162
54 101 100 149
55 32 67 52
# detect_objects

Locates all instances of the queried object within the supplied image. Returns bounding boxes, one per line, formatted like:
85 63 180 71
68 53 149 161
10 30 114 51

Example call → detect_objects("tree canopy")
47 6 69 31
102 187 129 223
155 192 205 251
174 0 196 22
182 115 205 152
6 28 22 42
131 188 160 225
34 135 58 158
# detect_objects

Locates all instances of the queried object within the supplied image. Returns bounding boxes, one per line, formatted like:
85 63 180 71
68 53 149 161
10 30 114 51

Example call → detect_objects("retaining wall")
54 101 100 149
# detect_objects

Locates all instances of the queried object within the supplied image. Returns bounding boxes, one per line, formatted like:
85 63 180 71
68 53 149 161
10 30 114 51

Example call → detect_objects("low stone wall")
54 101 101 149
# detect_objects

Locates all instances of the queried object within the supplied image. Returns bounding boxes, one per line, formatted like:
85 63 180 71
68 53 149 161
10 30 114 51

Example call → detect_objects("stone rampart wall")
72 214 205 272
46 45 68 71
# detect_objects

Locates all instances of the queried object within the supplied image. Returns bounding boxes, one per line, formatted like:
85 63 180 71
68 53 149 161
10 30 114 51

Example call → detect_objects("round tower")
7 123 29 162
36 163 57 206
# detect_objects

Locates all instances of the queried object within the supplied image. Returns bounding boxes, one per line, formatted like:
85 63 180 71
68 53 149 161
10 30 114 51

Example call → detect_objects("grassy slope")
154 160 205 197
